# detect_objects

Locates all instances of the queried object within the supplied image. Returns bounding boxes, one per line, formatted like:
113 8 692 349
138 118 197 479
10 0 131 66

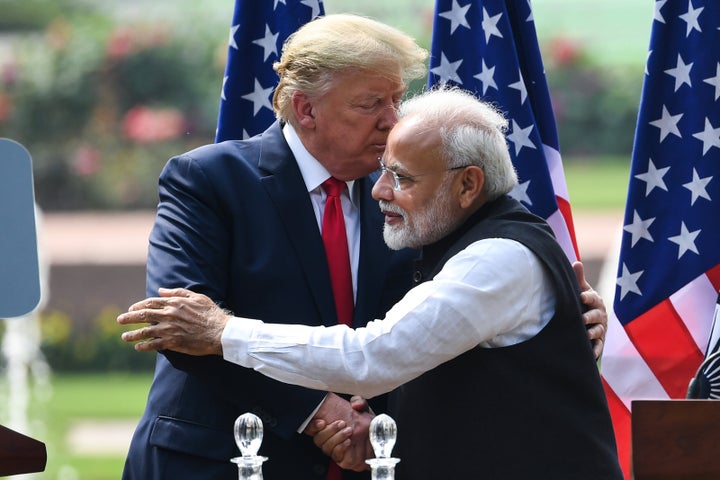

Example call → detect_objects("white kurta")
222 238 555 398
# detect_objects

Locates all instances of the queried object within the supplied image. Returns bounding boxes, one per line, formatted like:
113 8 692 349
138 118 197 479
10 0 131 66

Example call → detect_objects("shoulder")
440 238 546 292
166 122 287 173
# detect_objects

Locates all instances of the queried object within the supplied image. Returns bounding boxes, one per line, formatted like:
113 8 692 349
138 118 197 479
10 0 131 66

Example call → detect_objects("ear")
291 91 316 129
458 166 485 209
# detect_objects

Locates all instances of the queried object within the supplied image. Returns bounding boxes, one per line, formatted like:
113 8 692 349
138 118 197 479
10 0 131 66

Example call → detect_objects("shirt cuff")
221 316 326 434
297 395 327 434
221 316 263 366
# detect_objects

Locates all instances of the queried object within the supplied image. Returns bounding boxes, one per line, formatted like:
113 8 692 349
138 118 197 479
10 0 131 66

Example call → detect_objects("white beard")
380 182 458 250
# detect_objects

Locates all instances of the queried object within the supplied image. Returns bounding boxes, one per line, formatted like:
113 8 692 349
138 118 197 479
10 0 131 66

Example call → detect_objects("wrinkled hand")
573 261 607 360
304 394 374 471
117 288 229 356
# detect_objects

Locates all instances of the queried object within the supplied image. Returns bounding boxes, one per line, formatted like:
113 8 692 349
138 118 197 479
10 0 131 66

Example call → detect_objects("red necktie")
321 177 354 480
321 177 354 327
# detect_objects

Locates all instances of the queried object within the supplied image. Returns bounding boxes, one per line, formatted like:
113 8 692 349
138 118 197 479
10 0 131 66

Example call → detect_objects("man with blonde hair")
121 87 620 479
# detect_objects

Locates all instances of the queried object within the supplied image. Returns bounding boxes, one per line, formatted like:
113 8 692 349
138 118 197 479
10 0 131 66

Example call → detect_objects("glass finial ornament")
366 414 400 480
231 413 268 480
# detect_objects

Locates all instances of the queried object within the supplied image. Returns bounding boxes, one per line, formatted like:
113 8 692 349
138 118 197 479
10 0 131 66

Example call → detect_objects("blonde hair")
273 14 428 123
399 86 518 200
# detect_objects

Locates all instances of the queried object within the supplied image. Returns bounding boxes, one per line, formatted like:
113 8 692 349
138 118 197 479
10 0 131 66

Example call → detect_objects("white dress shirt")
222 237 556 399
283 123 360 299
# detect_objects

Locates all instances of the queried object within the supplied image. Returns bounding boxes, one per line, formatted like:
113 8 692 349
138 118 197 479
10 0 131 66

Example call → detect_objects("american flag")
215 0 325 142
427 0 579 262
602 0 720 477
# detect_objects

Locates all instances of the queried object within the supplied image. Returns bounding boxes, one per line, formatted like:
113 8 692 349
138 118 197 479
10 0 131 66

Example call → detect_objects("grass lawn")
564 156 631 212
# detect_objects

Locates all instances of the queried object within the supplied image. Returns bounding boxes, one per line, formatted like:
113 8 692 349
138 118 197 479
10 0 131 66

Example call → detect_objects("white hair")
398 86 518 200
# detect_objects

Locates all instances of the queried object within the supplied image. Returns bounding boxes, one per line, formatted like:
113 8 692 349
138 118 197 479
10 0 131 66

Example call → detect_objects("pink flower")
122 105 186 143
547 37 583 67
73 145 102 177
106 27 135 59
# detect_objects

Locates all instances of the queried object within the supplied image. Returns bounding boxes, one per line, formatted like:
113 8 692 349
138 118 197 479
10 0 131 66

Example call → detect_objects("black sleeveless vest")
388 196 622 480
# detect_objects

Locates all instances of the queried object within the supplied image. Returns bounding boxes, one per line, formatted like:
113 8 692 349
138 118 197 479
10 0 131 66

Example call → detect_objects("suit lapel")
258 123 337 327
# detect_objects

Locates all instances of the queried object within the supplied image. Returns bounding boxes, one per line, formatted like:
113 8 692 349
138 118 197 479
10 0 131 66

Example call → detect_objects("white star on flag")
439 0 471 34
229 24 240 50
691 117 720 155
683 167 713 205
668 221 701 259
507 120 536 155
508 69 528 104
473 59 497 95
679 0 704 37
616 263 644 300
664 53 693 91
649 105 683 142
221 76 228 101
242 79 274 116
509 180 532 207
634 158 670 196
655 0 668 23
430 52 464 84
623 210 655 247
481 7 503 43
252 25 280 62
703 62 720 100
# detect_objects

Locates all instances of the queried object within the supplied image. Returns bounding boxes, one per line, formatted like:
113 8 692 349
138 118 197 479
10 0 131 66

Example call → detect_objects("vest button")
413 270 423 283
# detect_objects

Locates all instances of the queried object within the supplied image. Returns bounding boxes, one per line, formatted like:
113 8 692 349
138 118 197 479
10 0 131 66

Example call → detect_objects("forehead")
330 69 405 98
387 116 442 168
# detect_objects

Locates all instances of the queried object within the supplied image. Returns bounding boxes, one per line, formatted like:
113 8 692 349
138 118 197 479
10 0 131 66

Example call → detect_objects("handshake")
305 394 377 472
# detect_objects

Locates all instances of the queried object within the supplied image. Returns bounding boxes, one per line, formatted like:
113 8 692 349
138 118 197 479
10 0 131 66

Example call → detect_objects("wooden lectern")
632 400 720 479
0 424 47 476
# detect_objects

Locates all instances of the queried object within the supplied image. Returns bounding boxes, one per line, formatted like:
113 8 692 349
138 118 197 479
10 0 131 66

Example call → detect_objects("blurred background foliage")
39 307 155 372
0 0 645 214
0 0 226 211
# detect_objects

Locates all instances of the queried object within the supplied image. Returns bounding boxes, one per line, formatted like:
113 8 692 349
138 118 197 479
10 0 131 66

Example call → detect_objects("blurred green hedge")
40 307 155 372
543 37 642 157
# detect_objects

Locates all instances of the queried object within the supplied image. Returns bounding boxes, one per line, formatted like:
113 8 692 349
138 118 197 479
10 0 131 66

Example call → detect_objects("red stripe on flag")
624 300 703 398
556 195 580 261
707 263 720 290
602 379 631 480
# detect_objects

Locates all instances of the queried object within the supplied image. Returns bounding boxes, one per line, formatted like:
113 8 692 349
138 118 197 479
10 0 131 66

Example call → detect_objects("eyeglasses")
378 158 470 191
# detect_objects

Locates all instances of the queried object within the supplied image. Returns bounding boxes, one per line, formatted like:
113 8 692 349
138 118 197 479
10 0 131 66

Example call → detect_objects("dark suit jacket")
122 122 415 480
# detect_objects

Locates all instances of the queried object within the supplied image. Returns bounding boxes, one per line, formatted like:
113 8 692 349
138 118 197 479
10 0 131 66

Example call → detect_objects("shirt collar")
283 123 357 205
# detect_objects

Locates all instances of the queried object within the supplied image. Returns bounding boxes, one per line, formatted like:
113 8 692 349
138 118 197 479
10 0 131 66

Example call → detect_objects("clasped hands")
305 393 376 472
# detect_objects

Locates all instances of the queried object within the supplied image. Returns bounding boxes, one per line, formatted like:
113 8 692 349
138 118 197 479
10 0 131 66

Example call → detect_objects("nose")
377 104 398 130
372 171 394 201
